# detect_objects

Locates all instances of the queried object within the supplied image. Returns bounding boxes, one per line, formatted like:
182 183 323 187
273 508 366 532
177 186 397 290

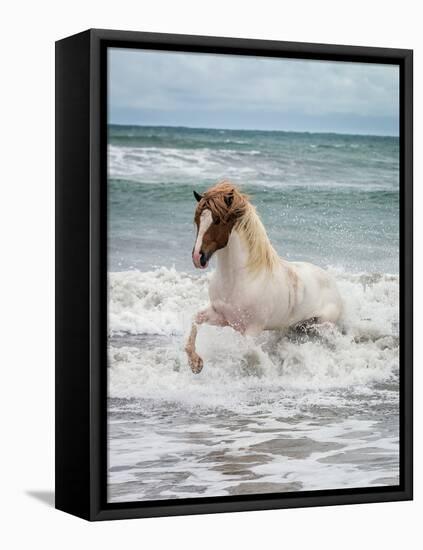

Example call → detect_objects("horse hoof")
189 354 204 374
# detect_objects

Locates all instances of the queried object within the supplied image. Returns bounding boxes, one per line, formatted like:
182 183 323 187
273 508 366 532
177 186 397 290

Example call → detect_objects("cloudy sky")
108 48 399 136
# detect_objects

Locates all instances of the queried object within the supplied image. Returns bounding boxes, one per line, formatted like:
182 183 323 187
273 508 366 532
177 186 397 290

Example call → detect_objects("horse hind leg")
316 302 342 325
294 317 319 335
294 304 341 338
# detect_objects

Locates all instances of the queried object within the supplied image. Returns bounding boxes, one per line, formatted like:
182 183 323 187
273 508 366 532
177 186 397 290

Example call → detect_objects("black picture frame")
55 28 413 521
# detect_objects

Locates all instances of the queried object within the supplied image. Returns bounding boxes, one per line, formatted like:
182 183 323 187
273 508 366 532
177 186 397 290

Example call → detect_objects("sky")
108 47 399 136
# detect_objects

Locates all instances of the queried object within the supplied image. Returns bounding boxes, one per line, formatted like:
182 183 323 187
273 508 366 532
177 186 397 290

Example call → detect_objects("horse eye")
214 218 220 225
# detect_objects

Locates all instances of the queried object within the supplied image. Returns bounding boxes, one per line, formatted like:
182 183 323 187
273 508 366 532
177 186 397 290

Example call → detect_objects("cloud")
108 48 399 135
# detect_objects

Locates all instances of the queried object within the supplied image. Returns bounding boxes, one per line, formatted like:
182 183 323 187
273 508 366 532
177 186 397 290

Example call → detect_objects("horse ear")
193 190 203 202
224 193 234 208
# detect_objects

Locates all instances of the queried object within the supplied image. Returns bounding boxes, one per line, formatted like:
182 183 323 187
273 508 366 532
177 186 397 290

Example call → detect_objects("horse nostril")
200 251 207 267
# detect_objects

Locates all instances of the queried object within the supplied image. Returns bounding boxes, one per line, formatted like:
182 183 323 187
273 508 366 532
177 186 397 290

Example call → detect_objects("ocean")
107 124 400 503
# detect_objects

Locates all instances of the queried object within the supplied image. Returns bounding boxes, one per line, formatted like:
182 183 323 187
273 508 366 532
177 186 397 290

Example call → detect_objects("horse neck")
215 230 250 279
215 206 279 279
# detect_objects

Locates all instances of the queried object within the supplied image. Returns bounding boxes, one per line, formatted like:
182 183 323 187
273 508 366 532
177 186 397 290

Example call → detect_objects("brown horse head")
192 181 249 269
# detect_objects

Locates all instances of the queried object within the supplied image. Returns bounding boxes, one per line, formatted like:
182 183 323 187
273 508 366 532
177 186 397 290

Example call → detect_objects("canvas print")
107 48 399 503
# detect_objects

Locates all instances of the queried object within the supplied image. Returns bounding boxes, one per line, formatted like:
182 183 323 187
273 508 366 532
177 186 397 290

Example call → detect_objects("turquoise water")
108 124 399 274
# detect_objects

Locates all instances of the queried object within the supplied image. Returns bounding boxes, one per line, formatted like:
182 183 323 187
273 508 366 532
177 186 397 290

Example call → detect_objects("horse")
185 181 343 374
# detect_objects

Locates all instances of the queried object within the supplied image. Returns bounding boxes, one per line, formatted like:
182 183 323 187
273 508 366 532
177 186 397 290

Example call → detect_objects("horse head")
191 181 248 269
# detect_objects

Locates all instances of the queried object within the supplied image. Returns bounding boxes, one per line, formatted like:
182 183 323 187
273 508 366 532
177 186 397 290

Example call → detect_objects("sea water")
107 125 399 502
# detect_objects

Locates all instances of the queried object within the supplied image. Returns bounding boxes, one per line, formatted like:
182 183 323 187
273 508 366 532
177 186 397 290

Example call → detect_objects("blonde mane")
235 202 280 273
199 181 280 273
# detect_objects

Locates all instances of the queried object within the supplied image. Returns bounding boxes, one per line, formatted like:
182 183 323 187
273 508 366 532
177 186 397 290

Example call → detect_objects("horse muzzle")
192 250 211 269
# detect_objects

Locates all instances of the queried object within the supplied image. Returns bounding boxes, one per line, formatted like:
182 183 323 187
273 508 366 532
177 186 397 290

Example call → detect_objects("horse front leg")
185 306 227 374
185 323 203 374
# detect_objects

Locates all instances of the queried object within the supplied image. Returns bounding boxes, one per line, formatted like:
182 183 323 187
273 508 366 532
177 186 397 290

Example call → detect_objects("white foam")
108 267 208 336
108 267 399 409
108 145 255 183
108 144 395 191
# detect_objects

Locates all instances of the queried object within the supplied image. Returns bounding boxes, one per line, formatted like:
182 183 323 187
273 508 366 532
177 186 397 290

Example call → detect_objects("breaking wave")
108 144 397 191
108 267 399 408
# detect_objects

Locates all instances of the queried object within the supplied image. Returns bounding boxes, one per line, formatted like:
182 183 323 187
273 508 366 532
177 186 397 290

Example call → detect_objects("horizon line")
108 122 399 139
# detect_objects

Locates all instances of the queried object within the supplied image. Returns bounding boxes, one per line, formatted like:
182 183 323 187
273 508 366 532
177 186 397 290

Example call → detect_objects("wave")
108 144 263 184
108 267 399 407
108 144 398 192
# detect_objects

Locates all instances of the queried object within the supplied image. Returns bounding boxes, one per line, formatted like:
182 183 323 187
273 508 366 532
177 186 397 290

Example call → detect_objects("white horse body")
208 229 342 336
186 183 343 373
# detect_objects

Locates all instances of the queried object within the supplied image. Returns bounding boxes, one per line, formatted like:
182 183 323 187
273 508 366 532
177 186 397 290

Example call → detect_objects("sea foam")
108 267 399 409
